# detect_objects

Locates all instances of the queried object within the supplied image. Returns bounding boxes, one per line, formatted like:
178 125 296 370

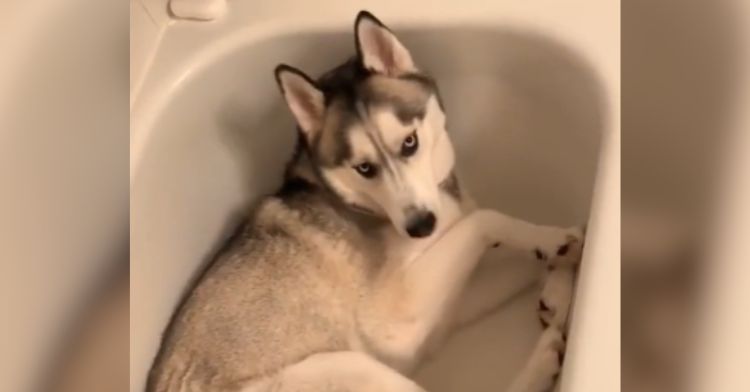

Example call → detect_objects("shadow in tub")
216 99 293 202
162 26 604 392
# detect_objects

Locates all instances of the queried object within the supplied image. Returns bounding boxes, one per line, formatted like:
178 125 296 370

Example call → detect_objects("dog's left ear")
355 11 416 76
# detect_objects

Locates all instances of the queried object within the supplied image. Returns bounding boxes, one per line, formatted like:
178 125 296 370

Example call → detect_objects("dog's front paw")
529 327 566 391
538 265 576 329
508 326 569 392
533 226 585 264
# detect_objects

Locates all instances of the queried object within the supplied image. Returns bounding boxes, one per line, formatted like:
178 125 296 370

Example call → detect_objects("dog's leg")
249 351 426 392
418 257 542 362
481 214 583 263
407 209 581 327
362 210 581 369
538 238 583 329
439 239 583 362
506 327 566 392
453 236 583 331
507 244 583 392
538 266 577 330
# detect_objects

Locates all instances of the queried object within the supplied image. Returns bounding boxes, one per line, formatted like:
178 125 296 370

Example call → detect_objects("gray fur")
147 190 386 391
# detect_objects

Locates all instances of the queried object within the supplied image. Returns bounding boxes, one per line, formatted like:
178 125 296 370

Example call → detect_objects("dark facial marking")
393 103 426 124
439 171 462 201
312 99 359 167
359 74 434 125
399 72 445 111
349 202 378 216
304 57 444 167
309 58 367 167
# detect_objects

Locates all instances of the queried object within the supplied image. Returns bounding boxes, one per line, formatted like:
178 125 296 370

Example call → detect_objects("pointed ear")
274 64 325 141
355 11 416 76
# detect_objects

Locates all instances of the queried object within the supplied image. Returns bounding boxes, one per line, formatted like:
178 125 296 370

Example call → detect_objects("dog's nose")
405 211 436 238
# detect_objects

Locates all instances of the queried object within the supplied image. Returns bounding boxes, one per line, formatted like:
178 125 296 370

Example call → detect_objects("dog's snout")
405 211 436 238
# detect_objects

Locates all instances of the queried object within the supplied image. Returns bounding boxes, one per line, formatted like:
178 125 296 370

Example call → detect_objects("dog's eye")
353 162 377 179
401 131 419 157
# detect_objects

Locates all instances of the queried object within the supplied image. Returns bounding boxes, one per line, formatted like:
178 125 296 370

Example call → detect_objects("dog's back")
147 189 383 391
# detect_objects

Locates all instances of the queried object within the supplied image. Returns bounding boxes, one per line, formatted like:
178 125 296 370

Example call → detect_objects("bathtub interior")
131 27 604 391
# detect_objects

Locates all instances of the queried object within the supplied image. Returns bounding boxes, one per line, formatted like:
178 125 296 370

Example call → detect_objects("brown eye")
401 131 419 157
353 162 378 178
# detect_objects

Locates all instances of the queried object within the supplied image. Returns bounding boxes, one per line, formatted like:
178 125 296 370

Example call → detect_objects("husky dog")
147 11 584 392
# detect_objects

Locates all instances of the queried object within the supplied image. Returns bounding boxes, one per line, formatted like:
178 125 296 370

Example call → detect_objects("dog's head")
275 11 455 239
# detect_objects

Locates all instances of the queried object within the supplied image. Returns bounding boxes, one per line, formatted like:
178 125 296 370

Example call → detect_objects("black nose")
405 211 436 238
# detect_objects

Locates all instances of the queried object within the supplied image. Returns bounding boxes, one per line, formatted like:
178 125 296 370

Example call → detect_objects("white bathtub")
130 1 620 391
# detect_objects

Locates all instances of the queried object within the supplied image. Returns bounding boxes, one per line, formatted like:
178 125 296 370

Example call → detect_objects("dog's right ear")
355 11 416 76
275 64 325 142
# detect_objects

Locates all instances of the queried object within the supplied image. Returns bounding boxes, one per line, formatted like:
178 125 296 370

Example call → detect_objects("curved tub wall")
131 3 619 391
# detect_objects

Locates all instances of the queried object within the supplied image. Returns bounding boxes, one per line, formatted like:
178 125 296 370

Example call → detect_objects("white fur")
321 96 452 237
